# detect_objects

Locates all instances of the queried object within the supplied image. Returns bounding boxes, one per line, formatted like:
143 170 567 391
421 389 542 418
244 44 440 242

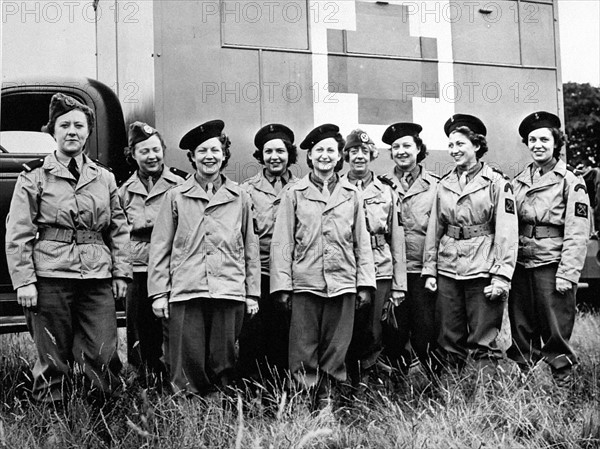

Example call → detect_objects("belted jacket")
422 163 518 281
270 175 376 297
512 159 590 284
5 152 132 289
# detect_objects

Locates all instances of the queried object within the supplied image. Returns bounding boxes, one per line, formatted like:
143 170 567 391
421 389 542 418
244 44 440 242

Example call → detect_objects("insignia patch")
360 132 369 143
575 183 587 194
143 124 154 135
64 96 75 106
575 202 588 218
504 183 513 193
505 198 515 214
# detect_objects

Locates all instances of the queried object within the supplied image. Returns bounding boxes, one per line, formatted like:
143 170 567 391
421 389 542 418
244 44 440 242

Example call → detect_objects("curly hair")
187 133 232 171
124 132 167 166
306 133 345 172
252 139 298 166
42 105 95 137
521 127 566 160
450 126 488 160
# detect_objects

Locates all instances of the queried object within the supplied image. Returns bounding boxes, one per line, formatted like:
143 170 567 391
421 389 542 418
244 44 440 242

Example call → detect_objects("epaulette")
93 159 113 171
170 166 191 179
21 157 45 172
566 164 575 173
377 174 397 190
491 166 510 181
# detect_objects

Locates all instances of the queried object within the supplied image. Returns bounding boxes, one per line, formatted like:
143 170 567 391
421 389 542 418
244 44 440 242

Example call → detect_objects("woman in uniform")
342 128 406 390
5 93 131 404
118 122 186 381
238 123 299 385
507 111 590 386
270 124 376 411
379 122 440 377
148 119 261 396
422 114 518 379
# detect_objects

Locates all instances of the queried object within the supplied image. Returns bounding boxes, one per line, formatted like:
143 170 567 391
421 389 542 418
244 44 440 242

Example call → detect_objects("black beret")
300 124 340 150
444 114 487 137
43 93 94 131
344 129 374 151
128 121 157 148
179 119 225 151
518 111 561 139
382 122 423 145
254 123 294 150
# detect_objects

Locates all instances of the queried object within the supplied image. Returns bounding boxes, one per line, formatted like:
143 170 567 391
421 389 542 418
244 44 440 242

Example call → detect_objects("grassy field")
1 310 599 449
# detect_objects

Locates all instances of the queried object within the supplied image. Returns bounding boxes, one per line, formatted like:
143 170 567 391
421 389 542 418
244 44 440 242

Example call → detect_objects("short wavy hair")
42 105 95 137
124 131 167 166
306 133 345 172
252 140 298 166
521 127 566 160
187 133 232 171
450 126 488 160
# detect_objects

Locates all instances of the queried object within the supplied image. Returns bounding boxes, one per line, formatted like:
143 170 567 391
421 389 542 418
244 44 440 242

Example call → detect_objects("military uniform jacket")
512 159 590 284
241 170 298 275
343 174 407 291
383 166 439 273
118 167 184 272
6 152 132 289
422 163 518 281
147 175 260 303
270 175 376 297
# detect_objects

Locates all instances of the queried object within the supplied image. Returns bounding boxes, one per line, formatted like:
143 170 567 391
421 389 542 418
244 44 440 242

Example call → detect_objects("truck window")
0 131 56 154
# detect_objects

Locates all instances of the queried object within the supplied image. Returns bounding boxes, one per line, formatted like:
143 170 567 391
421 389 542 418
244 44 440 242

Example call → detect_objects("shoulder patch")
504 182 513 193
93 159 113 172
22 157 45 172
574 183 587 194
377 174 397 190
505 198 515 214
575 202 588 218
170 166 190 179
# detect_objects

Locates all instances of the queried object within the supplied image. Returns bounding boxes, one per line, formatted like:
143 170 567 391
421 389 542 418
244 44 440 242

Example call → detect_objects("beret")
382 122 423 145
518 111 561 139
444 114 487 137
344 129 374 151
179 119 225 151
43 93 94 132
300 123 340 150
254 123 294 150
128 121 157 148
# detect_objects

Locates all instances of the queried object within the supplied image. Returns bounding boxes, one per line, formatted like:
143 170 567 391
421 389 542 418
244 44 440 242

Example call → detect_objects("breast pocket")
365 198 390 234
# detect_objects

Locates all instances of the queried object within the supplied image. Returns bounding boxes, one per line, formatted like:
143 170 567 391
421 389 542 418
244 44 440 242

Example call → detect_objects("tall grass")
1 312 599 448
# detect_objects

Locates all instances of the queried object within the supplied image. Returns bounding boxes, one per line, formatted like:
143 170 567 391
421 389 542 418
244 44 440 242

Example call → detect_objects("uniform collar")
346 170 373 187
263 168 291 184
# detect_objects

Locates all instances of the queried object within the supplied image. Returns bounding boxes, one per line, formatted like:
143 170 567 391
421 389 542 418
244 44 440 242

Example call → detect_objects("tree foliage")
563 82 600 166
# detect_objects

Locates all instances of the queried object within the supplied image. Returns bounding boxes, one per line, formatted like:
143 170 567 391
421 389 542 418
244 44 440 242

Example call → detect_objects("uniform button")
146 219 152 223
206 232 211 236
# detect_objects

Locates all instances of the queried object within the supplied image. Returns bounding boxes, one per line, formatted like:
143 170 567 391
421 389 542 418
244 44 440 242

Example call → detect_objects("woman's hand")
246 297 259 316
424 277 437 292
556 278 574 294
484 278 509 301
275 292 292 312
356 289 372 310
152 295 170 319
390 290 406 307
112 278 128 301
17 284 38 308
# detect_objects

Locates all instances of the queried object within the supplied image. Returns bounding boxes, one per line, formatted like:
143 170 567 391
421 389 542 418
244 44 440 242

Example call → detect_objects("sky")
558 0 600 86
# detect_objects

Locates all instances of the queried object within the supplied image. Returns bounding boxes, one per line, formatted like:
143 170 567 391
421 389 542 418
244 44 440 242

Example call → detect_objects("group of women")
5 92 591 411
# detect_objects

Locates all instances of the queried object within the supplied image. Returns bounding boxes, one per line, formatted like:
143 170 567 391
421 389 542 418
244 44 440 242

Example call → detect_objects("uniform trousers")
435 275 504 370
385 273 438 375
25 277 122 403
347 279 389 383
237 274 290 382
168 298 245 395
507 263 577 372
289 292 355 388
126 272 165 376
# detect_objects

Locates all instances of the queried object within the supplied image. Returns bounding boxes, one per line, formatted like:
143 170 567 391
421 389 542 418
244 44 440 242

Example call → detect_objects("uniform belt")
371 234 387 248
131 229 152 242
520 223 563 239
446 222 493 240
38 228 104 244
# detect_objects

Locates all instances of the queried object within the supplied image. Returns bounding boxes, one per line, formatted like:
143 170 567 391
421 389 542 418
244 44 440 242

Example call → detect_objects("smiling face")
448 131 478 169
133 134 164 176
391 135 419 172
348 144 371 177
263 138 289 177
308 137 340 176
53 109 90 157
192 136 224 179
527 127 555 166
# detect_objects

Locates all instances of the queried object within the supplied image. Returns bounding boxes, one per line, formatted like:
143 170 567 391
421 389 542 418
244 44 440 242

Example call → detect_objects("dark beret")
179 119 225 151
518 111 561 139
382 122 423 145
344 129 374 151
128 121 157 148
444 114 487 137
44 93 94 130
300 123 340 150
254 123 294 150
